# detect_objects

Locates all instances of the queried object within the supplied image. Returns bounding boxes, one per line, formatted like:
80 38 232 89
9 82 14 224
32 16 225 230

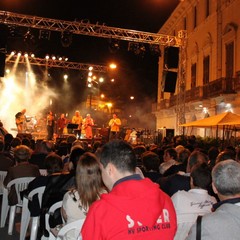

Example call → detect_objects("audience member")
61 152 107 238
159 147 178 175
29 140 54 169
141 151 162 183
3 145 40 205
187 160 240 239
158 150 209 196
0 139 14 171
164 148 191 176
22 152 64 217
207 146 220 170
81 140 177 239
172 163 217 240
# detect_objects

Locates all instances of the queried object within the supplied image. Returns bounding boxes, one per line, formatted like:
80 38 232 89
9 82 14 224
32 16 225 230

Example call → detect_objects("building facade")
153 0 240 137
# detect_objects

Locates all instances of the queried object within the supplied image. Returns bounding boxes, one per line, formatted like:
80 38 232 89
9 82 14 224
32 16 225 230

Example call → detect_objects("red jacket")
81 177 177 240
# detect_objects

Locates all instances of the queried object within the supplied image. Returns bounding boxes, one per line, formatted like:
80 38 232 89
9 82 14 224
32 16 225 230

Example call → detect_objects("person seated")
22 152 65 217
159 147 178 175
29 140 54 169
81 140 177 240
187 160 240 239
3 145 40 206
59 152 107 238
38 153 75 238
164 148 191 176
0 138 14 171
158 150 209 197
171 163 217 240
141 151 162 183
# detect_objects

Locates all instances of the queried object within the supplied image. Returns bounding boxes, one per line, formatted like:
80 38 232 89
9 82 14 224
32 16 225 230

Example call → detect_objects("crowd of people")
0 118 240 239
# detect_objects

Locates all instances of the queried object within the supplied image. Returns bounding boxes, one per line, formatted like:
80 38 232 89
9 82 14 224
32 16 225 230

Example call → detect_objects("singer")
108 113 121 141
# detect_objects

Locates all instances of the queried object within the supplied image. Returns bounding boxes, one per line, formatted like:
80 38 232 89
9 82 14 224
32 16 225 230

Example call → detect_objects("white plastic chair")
0 177 35 235
41 201 63 240
0 170 7 195
56 218 85 240
20 186 46 240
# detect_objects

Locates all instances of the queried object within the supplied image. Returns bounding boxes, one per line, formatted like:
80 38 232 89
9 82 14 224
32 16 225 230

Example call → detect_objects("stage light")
52 56 56 60
30 53 35 58
24 53 28 58
108 38 120 53
24 29 35 44
58 57 62 61
10 51 15 56
17 52 21 56
61 31 72 47
39 30 51 40
88 66 93 71
150 44 161 57
99 77 104 83
45 55 50 60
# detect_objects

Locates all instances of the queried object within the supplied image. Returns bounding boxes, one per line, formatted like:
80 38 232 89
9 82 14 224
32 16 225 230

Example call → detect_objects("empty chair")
0 177 35 234
20 186 46 240
56 218 85 240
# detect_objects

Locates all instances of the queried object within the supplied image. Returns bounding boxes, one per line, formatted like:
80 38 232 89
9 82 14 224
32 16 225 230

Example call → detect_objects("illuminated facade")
153 0 240 136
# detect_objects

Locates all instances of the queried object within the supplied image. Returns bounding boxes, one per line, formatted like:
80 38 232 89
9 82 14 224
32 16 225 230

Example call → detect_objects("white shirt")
171 188 217 240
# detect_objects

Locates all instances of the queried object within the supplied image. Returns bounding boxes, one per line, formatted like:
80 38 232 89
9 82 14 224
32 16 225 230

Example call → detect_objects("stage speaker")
164 46 179 69
0 52 6 77
162 71 178 93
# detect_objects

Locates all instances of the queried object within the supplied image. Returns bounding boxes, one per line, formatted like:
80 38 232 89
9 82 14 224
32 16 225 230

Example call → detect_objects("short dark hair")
142 151 160 171
44 153 63 174
14 145 32 162
190 163 212 189
100 140 136 173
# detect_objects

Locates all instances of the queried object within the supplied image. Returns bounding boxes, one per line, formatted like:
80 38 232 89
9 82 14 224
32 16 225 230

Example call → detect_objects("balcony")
153 77 240 112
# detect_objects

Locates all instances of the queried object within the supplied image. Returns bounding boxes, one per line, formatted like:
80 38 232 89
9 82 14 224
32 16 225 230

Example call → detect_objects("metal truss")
6 54 108 72
0 10 181 46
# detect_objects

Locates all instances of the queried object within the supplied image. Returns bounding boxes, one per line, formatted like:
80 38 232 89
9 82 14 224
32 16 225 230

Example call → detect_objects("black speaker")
0 24 8 48
162 71 178 93
164 46 179 69
0 52 6 77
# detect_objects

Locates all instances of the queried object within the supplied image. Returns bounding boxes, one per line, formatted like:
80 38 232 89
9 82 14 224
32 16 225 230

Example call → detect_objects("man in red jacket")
81 140 177 239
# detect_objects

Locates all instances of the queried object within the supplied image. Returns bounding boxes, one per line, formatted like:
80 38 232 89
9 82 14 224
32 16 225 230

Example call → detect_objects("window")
184 17 187 30
191 63 197 88
194 6 197 29
226 42 234 78
203 55 210 84
206 0 210 18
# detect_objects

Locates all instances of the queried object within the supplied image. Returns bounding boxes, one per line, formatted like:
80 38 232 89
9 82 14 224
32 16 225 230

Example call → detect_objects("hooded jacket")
81 177 177 239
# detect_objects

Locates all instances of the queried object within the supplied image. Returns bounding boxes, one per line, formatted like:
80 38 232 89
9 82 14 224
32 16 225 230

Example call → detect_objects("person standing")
15 109 27 133
71 110 83 137
57 113 66 138
81 140 177 240
82 114 94 139
46 111 55 140
108 113 121 140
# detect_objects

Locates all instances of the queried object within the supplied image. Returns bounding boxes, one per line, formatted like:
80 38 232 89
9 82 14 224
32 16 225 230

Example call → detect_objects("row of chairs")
0 171 84 240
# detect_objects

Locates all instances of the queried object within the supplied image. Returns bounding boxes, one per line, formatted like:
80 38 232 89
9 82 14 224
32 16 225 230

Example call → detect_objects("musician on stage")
15 109 27 133
82 113 94 139
46 111 55 140
108 113 121 140
71 110 83 136
57 113 67 138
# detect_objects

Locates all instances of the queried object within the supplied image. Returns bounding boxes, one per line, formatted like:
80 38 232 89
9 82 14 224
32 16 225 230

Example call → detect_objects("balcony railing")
153 77 240 111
